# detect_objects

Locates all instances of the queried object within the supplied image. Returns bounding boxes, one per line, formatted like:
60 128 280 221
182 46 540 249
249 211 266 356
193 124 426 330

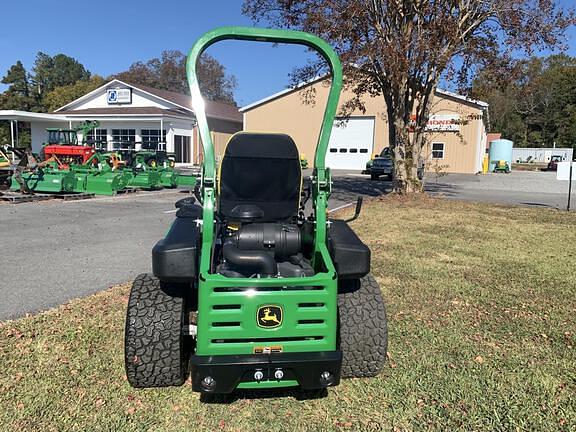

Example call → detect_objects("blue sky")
0 0 574 107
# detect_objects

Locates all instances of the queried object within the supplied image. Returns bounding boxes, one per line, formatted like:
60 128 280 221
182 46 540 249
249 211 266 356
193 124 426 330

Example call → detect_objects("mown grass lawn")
1 196 575 431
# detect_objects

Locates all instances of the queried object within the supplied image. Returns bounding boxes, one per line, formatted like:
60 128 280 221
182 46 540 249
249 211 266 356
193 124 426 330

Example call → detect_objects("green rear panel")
196 246 337 356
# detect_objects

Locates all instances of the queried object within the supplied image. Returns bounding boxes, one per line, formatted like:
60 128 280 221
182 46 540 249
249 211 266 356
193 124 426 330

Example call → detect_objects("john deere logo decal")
257 305 283 328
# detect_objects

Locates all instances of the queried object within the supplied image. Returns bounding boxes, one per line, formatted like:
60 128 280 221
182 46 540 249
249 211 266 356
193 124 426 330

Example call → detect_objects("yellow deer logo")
257 305 283 328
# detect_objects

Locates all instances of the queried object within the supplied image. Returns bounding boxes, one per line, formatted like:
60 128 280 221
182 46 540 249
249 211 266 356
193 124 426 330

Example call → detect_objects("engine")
216 222 314 278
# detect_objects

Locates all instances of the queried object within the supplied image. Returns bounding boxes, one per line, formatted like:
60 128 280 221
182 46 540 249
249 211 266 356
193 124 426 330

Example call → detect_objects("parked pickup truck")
369 148 425 181
370 156 394 180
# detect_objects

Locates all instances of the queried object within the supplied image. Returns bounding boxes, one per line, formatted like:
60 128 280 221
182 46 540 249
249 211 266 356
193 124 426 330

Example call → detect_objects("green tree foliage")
0 61 35 147
113 51 237 104
0 61 34 111
0 53 91 146
44 75 106 112
472 55 576 149
31 52 91 110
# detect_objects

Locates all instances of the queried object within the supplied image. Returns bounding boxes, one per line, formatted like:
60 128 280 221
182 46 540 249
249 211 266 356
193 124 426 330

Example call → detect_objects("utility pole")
568 163 573 212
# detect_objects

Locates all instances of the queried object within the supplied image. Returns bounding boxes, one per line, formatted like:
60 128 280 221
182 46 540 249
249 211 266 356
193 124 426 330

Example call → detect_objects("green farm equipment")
124 27 388 395
127 168 161 189
175 171 197 187
10 165 76 193
71 152 131 195
127 150 196 188
493 160 511 173
129 150 174 188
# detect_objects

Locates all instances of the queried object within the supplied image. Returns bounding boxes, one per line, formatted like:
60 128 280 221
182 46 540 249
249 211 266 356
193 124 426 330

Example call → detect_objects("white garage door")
325 117 374 170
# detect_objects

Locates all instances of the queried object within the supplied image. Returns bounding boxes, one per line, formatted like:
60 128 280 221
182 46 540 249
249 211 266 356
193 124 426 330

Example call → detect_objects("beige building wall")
243 80 486 174
194 117 242 164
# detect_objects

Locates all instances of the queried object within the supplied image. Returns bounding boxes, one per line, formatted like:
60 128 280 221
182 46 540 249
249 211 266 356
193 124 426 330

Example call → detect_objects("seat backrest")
219 132 301 222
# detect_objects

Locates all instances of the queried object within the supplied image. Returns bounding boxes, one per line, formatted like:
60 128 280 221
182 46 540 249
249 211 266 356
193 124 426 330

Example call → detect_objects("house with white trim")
0 79 242 165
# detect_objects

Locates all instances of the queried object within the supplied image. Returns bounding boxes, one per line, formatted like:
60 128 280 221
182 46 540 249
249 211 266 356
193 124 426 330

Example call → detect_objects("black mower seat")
219 132 302 222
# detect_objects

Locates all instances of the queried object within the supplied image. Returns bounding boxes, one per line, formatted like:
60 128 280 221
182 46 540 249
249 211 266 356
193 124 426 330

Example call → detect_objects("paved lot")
0 169 571 320
426 171 570 209
0 191 183 320
334 169 571 210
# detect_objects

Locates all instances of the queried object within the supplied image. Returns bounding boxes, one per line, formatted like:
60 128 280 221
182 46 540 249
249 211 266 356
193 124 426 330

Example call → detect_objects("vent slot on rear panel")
213 286 324 293
212 336 324 344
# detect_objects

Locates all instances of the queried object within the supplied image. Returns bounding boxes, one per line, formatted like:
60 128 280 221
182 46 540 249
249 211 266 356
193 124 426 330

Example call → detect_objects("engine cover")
232 223 301 258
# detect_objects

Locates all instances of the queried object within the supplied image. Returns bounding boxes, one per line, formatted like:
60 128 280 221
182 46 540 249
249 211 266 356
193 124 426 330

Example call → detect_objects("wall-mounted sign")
426 114 460 132
107 88 132 104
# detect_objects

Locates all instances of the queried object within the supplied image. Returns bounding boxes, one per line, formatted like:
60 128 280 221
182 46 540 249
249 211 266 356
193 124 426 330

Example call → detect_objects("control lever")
345 197 363 223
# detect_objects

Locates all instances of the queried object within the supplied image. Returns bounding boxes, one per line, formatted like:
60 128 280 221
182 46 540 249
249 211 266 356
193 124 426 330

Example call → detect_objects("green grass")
1 197 575 431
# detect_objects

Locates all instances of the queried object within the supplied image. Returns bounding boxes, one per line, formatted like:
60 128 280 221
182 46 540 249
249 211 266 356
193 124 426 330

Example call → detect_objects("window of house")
86 129 107 150
111 129 135 148
432 142 445 159
141 129 167 150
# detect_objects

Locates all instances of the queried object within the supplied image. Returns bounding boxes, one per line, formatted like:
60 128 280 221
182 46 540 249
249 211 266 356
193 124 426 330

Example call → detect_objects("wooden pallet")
115 188 139 195
52 192 95 201
0 191 54 204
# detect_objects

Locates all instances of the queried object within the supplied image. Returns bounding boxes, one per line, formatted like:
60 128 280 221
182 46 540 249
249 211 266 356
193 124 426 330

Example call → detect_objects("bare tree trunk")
389 101 424 194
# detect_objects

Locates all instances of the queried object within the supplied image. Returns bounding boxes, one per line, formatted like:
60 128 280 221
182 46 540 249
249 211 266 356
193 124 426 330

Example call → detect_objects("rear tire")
338 273 388 378
370 174 379 180
124 273 191 387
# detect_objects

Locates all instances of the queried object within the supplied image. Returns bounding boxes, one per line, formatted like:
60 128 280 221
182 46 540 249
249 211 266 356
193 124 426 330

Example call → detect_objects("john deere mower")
124 27 387 395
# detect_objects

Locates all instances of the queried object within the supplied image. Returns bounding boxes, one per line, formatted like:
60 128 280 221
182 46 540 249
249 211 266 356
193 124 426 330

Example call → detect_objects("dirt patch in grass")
1 196 575 431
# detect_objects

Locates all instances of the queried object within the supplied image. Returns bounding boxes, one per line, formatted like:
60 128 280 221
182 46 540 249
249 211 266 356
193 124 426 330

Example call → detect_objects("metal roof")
239 76 489 112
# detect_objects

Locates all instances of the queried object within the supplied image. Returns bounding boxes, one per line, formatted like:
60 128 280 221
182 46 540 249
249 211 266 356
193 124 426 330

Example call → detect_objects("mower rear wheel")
338 273 388 378
124 273 191 387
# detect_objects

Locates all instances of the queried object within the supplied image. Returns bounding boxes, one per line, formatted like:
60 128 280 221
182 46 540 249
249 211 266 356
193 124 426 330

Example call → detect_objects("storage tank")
489 139 513 172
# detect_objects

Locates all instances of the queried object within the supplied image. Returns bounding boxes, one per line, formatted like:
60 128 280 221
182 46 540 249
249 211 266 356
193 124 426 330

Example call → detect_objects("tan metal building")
240 78 488 173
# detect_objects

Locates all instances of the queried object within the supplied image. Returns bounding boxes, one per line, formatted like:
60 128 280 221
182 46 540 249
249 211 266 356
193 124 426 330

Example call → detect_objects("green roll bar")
186 27 342 267
186 26 342 183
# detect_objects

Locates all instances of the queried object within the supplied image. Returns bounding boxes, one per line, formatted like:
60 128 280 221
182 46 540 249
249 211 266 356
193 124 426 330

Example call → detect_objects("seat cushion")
219 132 301 222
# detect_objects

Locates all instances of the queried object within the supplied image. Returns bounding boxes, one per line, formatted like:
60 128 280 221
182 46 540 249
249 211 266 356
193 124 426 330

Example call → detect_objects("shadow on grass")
200 388 328 404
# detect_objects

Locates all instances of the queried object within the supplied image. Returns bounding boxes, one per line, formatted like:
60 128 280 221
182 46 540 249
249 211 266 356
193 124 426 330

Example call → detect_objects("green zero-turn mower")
124 27 388 395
